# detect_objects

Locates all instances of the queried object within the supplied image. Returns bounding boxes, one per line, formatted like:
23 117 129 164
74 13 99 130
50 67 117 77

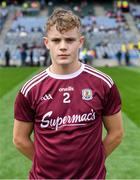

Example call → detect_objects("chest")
31 78 105 131
34 79 104 118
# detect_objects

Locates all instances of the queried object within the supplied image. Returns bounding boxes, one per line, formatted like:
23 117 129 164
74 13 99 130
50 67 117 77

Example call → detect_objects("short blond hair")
45 8 81 33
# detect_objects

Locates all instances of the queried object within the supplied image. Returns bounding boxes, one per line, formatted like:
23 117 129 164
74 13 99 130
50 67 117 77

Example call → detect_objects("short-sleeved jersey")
14 63 121 179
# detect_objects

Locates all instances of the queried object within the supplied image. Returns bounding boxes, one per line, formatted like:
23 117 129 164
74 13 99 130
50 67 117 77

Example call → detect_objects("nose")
59 40 67 51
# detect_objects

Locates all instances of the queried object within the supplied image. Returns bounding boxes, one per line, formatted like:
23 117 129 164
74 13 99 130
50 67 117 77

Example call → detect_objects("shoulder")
83 64 114 88
20 69 48 97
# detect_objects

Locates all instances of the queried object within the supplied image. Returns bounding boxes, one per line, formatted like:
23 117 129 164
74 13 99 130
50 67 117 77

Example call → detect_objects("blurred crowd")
0 0 140 67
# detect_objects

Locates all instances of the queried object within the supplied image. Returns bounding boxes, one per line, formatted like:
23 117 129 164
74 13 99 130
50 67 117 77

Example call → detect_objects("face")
44 25 84 67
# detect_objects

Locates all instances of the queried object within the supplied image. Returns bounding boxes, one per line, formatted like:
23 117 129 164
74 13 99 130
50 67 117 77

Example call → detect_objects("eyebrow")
50 37 76 40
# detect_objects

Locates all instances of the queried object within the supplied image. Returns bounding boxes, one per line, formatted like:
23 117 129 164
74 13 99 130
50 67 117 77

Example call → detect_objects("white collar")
46 63 85 79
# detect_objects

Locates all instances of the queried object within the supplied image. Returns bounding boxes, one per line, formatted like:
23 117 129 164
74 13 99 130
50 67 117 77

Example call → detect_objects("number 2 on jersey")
63 92 71 103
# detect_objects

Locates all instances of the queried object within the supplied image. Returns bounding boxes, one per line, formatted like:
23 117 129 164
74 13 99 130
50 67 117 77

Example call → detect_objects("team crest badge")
82 89 93 100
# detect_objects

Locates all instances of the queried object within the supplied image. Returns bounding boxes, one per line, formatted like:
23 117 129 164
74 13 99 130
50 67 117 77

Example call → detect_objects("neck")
49 61 81 75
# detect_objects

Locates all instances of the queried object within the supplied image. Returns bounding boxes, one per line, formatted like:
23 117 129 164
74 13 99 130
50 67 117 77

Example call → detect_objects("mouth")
58 54 70 59
58 54 70 57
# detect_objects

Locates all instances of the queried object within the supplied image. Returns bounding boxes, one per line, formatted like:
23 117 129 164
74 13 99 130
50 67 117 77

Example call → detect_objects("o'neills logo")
40 109 96 131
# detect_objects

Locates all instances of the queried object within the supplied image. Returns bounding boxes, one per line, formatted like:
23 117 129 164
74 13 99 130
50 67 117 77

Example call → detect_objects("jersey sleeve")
103 83 121 116
14 92 35 122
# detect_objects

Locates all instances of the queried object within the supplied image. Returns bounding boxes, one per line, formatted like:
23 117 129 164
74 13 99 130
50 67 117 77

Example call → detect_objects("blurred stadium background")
0 0 140 179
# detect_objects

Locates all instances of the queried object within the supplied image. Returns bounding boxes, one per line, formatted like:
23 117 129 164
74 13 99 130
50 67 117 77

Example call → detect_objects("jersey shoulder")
20 69 48 97
83 64 114 88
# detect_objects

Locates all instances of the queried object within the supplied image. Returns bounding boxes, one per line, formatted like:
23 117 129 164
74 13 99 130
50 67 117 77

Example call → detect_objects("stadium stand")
0 1 140 67
0 7 8 32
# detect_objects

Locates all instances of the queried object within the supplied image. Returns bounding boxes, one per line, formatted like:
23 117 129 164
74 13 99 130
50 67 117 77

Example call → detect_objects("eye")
66 38 75 43
52 39 60 43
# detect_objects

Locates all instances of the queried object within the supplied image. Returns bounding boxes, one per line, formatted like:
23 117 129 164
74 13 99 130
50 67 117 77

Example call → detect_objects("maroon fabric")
14 63 121 179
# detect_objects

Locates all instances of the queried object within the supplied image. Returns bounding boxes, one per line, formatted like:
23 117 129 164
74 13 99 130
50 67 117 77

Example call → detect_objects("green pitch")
0 67 39 98
0 66 140 178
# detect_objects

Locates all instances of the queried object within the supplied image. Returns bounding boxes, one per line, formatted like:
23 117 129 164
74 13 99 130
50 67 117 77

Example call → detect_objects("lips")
58 55 70 59
58 54 69 56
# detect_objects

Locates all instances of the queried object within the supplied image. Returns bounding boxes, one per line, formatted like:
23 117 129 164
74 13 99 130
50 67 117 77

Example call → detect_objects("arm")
102 110 124 158
13 119 34 161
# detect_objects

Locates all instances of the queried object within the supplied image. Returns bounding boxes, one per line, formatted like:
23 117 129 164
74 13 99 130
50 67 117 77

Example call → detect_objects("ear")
43 37 49 50
79 36 85 48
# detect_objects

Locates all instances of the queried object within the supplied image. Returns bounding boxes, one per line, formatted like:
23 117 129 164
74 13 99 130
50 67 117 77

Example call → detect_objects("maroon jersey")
14 63 121 179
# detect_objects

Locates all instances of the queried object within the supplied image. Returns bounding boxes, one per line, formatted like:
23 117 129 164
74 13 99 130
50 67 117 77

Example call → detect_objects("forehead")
47 25 80 38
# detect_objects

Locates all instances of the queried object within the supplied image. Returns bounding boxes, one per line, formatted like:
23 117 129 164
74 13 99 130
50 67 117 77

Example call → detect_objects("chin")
57 60 72 65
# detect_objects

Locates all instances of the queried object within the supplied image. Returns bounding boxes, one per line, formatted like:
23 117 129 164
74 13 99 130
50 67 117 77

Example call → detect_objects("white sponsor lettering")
40 109 96 130
59 86 74 92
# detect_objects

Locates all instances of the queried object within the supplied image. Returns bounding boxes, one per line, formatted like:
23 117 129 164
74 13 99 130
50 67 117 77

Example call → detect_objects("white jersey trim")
46 63 84 79
21 70 47 94
24 74 49 97
84 69 113 88
85 64 114 85
21 70 48 97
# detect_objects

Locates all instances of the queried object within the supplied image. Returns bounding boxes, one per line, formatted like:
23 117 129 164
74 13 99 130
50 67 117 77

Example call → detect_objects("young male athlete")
13 8 124 179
